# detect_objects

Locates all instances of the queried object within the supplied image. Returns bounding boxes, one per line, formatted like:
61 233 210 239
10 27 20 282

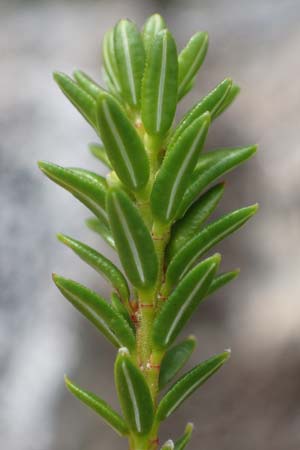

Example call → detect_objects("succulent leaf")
207 269 240 296
142 29 178 136
73 70 104 100
52 275 136 350
151 112 210 224
159 336 197 390
174 423 194 450
107 189 158 290
156 351 230 421
88 143 112 169
85 217 115 249
178 31 208 100
153 255 220 349
142 14 167 54
65 376 129 436
115 348 154 435
102 28 122 94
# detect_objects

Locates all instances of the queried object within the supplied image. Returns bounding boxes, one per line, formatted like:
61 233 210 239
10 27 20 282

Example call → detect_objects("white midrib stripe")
121 22 137 105
102 102 138 188
210 85 230 116
164 264 215 346
179 39 206 93
166 123 205 220
104 33 121 92
180 216 248 278
156 34 167 132
122 362 141 432
47 172 109 222
166 364 222 417
65 290 122 346
112 197 146 284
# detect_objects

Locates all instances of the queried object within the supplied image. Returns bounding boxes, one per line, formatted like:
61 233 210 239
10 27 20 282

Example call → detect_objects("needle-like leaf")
38 162 108 225
57 234 129 302
142 14 166 54
52 275 136 351
167 183 225 261
115 347 154 435
178 32 208 100
53 72 97 128
114 19 145 108
159 336 197 390
156 351 230 421
107 189 158 290
97 92 149 191
166 205 258 289
151 112 210 224
65 376 129 436
174 423 194 450
177 145 257 217
85 217 115 249
153 255 220 349
142 29 178 136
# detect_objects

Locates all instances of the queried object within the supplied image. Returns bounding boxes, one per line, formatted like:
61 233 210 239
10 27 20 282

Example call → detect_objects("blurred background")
1 0 300 449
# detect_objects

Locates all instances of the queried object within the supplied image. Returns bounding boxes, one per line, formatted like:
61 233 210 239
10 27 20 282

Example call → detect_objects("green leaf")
177 145 257 218
178 79 195 101
167 182 224 261
171 78 232 145
161 440 175 450
151 112 210 224
159 336 197 390
38 162 108 225
96 92 149 191
85 217 115 249
206 269 240 296
115 347 154 435
52 275 136 351
142 14 166 54
53 72 97 128
142 29 178 136
57 233 129 302
178 32 208 100
166 205 258 289
102 28 122 94
174 423 194 450
111 292 134 331
114 19 145 108
73 70 103 100
107 189 158 290
88 143 112 169
153 255 220 349
65 376 129 436
214 83 240 118
156 351 230 421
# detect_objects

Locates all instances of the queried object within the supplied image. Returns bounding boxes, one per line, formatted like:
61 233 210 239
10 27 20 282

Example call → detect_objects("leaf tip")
118 346 129 356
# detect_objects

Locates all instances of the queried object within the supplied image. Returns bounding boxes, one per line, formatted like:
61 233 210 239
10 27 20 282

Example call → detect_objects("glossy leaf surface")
178 32 208 100
142 14 166 54
53 72 97 128
156 351 230 421
167 183 224 261
102 28 122 94
115 348 154 435
73 70 103 100
114 19 145 107
206 269 240 296
177 145 257 217
159 336 197 390
38 162 108 224
214 83 240 118
151 112 210 224
174 423 194 450
88 143 112 169
57 234 129 301
107 189 158 290
166 205 258 288
171 78 232 145
85 217 115 249
65 376 129 436
153 255 220 349
53 275 135 350
142 29 178 136
97 93 149 191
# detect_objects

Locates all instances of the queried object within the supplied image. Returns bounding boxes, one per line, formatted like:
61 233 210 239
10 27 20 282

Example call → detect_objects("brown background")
1 0 300 449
